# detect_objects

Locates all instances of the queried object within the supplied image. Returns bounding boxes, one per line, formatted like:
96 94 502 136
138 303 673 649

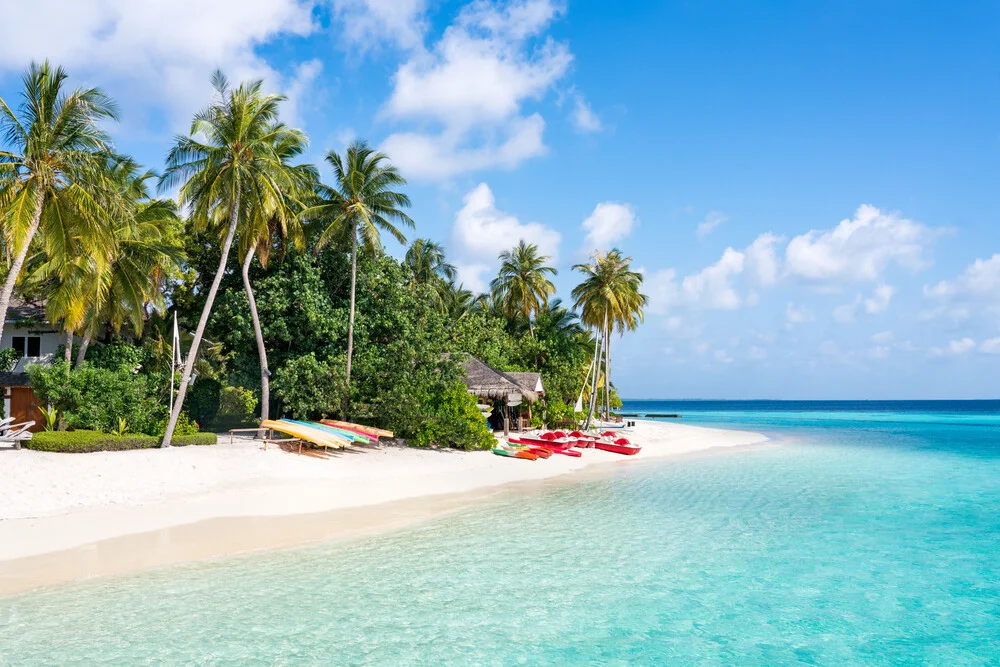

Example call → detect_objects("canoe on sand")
492 447 538 460
321 419 393 439
288 420 372 443
261 420 350 448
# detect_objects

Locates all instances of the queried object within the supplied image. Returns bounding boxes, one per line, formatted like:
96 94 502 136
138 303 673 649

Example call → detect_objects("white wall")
1 325 69 370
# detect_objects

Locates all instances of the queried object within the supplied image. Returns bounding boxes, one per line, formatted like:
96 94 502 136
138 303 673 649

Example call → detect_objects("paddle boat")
594 437 641 456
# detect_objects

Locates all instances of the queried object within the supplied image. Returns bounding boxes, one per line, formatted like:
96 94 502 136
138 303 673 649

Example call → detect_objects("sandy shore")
0 420 767 595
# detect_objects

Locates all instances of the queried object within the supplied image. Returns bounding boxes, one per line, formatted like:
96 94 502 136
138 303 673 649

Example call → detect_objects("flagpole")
169 311 178 417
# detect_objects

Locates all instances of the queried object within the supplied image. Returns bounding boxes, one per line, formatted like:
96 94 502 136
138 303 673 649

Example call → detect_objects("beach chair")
0 421 35 450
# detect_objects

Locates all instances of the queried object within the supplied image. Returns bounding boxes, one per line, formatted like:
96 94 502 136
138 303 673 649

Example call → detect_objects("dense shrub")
407 383 495 451
28 361 166 434
169 433 218 446
0 347 20 373
185 378 222 429
27 430 159 453
218 386 258 420
273 353 346 419
84 342 148 373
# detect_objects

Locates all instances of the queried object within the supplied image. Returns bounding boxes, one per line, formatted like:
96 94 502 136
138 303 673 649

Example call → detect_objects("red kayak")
595 441 641 456
509 438 582 457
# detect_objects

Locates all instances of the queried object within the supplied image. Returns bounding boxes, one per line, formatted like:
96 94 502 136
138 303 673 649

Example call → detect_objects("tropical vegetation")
0 62 646 450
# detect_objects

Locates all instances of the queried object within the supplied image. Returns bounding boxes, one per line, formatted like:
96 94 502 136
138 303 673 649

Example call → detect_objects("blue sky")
2 1 1000 399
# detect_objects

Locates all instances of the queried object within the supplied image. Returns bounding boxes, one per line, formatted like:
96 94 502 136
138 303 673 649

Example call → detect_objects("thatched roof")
508 372 544 398
459 356 530 402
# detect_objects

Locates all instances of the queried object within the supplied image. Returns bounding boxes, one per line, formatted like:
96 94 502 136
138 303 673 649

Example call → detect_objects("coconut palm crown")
489 240 557 335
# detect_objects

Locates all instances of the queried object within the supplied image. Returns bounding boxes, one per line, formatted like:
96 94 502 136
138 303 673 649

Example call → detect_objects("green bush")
273 353 346 419
28 361 167 435
407 383 495 451
27 430 159 453
0 347 20 373
169 433 218 446
84 342 148 373
185 378 222 429
218 385 258 421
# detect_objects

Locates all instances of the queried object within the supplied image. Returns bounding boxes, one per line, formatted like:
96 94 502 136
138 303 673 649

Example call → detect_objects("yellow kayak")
261 420 351 448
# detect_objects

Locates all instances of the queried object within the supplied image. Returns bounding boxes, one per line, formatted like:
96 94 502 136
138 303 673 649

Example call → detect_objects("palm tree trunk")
162 193 240 447
584 329 601 430
64 329 73 365
0 187 44 343
242 247 269 424
344 221 358 419
75 332 91 370
603 312 610 421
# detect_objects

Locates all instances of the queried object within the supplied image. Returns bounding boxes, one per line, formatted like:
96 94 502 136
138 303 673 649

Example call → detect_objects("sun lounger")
0 421 35 449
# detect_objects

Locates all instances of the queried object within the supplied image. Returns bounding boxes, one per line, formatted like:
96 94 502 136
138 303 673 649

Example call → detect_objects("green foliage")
172 412 203 435
113 416 128 436
0 348 20 372
185 378 222 429
273 353 346 419
27 361 166 435
85 342 148 373
218 385 258 420
41 404 58 431
27 430 159 453
170 433 218 446
407 383 495 450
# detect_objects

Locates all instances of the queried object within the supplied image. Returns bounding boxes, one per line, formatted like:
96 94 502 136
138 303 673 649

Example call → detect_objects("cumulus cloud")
581 202 636 250
784 204 938 284
381 0 571 179
679 249 745 310
0 0 318 125
979 337 1000 354
696 211 727 238
745 233 782 286
924 254 1000 301
864 284 895 314
330 0 428 50
929 338 976 357
450 183 560 291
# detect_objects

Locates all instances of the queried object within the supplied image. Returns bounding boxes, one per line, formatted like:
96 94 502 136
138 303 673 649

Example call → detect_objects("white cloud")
381 0 571 179
696 211 728 238
282 58 323 126
330 0 428 50
0 1 318 124
864 284 895 314
451 183 561 291
925 254 1000 301
979 337 1000 354
581 202 636 250
681 248 745 309
745 233 782 286
646 269 680 315
870 330 894 344
786 302 814 325
929 338 976 357
784 204 938 284
571 94 601 132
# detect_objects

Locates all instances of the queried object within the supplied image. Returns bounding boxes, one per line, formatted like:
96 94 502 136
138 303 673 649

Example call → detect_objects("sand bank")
0 420 767 595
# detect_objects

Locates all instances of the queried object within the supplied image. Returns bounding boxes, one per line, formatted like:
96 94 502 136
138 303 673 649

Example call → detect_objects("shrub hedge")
26 430 218 453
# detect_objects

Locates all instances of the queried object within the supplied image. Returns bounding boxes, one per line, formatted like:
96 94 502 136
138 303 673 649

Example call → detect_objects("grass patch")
25 430 218 452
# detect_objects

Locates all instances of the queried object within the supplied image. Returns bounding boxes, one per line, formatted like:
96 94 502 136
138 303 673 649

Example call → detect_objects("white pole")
169 312 179 417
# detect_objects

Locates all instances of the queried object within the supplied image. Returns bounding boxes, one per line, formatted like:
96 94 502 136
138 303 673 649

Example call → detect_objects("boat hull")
594 442 641 456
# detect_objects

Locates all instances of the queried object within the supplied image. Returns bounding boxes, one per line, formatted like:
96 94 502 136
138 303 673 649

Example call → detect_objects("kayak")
595 442 641 456
493 447 538 460
508 438 581 457
321 419 393 439
261 420 350 448
288 419 372 443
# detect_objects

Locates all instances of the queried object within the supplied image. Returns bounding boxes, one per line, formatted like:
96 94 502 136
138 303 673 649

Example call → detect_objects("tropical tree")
300 140 413 416
0 61 121 343
235 124 315 423
489 240 557 336
571 249 647 424
159 71 300 446
405 238 456 310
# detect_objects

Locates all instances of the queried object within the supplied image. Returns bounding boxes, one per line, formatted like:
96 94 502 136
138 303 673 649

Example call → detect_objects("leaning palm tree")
490 240 557 336
300 140 413 416
405 238 456 310
571 249 647 425
236 132 316 423
158 71 298 447
0 61 121 343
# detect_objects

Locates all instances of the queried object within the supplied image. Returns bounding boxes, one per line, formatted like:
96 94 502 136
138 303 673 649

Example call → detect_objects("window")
9 336 40 358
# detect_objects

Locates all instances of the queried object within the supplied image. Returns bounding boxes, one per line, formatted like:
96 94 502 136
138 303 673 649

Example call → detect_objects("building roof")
507 372 545 397
5 299 47 324
459 356 530 402
0 372 31 387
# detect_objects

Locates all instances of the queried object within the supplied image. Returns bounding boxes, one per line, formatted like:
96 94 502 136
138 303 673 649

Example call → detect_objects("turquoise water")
2 402 1000 665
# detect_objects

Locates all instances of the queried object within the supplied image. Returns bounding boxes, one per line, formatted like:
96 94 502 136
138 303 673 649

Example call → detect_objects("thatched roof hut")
459 356 524 402
507 372 544 401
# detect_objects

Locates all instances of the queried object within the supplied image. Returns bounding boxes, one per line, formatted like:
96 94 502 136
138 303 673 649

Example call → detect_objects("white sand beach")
0 420 767 595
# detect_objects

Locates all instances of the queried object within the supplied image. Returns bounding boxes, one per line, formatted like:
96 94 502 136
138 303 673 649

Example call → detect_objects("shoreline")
0 420 768 596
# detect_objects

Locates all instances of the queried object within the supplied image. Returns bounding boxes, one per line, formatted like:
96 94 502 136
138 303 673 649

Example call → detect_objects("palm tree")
405 238 456 310
236 132 316 423
571 249 647 424
300 140 413 416
490 240 557 336
0 61 120 343
443 281 476 323
158 71 298 447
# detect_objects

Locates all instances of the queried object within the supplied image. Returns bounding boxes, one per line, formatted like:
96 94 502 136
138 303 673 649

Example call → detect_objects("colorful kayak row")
260 419 391 450
494 430 641 460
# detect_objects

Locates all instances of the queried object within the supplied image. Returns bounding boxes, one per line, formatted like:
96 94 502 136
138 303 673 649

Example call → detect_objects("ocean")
1 400 998 665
